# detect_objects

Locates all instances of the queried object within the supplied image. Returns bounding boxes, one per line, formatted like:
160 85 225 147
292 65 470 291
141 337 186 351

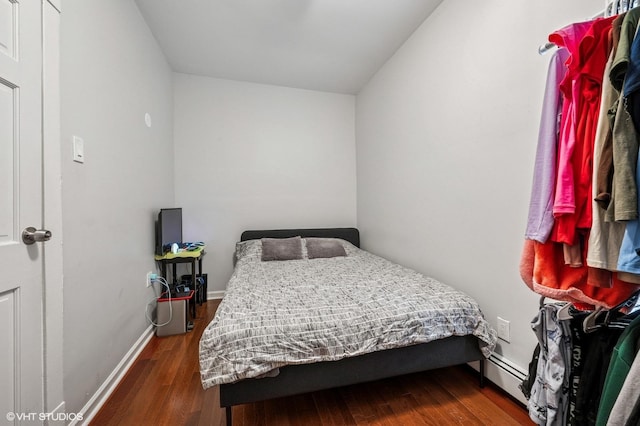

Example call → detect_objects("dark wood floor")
91 300 532 426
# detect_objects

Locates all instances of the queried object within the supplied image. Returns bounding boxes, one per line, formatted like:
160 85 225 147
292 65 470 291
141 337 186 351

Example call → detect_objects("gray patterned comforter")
199 239 497 389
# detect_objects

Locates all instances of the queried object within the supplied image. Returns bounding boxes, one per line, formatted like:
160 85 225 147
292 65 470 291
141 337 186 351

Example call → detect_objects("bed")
199 228 497 425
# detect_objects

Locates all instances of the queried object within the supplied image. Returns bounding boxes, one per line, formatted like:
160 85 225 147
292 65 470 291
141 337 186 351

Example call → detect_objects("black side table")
155 248 205 318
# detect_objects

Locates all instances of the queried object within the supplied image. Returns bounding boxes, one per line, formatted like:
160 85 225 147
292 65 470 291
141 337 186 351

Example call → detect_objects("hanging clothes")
570 326 624 425
607 9 640 223
523 9 640 310
550 16 617 246
525 239 640 309
595 315 640 425
527 304 572 425
525 5 640 425
587 13 627 283
615 11 640 278
622 9 640 132
608 352 640 424
526 47 570 243
617 155 640 274
593 13 627 211
566 311 588 425
522 294 640 425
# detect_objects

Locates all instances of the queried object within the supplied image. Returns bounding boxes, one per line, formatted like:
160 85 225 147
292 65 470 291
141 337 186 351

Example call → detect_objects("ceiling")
135 0 443 94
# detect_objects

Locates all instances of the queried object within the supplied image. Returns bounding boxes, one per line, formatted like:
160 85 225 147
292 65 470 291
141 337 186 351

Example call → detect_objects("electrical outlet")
146 271 155 287
497 317 510 343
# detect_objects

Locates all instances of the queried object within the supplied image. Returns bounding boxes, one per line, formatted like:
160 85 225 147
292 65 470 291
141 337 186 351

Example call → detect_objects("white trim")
207 290 225 300
485 357 528 405
42 0 64 418
470 353 528 405
70 325 155 425
46 401 65 425
467 353 528 405
488 353 527 381
49 400 65 415
46 0 62 13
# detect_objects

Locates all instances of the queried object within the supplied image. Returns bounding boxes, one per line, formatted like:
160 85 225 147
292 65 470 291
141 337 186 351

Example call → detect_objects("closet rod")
537 8 607 55
538 1 640 54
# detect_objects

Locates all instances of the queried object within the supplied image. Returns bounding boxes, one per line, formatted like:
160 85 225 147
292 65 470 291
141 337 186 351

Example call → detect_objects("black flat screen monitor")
156 208 182 255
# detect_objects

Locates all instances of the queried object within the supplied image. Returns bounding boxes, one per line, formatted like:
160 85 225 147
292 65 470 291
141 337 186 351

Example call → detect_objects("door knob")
22 227 52 245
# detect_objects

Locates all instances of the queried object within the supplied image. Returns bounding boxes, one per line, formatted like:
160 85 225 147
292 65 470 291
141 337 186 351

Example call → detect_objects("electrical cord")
145 275 173 327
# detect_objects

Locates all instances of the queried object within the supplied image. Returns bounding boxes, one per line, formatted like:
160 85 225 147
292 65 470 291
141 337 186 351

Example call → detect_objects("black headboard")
241 228 360 248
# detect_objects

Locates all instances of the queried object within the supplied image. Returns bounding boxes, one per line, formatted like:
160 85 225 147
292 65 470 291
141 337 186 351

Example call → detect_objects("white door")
0 0 45 422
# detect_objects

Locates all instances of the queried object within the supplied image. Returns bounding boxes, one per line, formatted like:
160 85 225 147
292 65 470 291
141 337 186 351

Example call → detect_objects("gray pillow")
261 236 303 261
306 238 347 259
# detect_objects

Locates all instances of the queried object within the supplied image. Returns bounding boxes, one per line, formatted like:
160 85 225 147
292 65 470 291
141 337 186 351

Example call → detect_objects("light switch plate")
73 136 84 163
497 317 510 343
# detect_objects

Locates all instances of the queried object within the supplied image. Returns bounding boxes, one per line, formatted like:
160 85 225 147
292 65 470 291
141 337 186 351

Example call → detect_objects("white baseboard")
483 353 528 405
207 290 225 300
467 353 528 406
73 294 223 425
45 401 66 425
72 325 155 425
50 401 65 414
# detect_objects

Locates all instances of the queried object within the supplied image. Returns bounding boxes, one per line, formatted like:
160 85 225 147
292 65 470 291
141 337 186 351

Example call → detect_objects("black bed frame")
219 228 486 425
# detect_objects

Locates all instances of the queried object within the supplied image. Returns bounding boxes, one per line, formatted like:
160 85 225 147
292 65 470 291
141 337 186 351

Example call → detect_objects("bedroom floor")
90 300 532 426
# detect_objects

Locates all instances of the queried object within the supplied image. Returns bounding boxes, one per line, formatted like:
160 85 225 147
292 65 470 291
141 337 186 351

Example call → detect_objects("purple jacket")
526 48 569 242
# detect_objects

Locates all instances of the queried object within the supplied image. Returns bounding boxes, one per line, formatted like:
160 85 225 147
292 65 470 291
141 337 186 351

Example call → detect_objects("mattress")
199 238 497 389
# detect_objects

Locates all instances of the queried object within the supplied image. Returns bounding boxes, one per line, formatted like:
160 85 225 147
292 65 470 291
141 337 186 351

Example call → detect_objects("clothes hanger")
583 306 606 333
557 302 573 321
612 291 640 315
581 292 640 332
537 296 574 321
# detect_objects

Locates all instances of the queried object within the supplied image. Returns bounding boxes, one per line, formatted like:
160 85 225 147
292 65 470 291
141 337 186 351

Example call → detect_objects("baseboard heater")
488 353 527 382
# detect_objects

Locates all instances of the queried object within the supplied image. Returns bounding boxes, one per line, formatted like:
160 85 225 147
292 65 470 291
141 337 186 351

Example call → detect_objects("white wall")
356 0 603 391
60 0 174 415
173 74 357 292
